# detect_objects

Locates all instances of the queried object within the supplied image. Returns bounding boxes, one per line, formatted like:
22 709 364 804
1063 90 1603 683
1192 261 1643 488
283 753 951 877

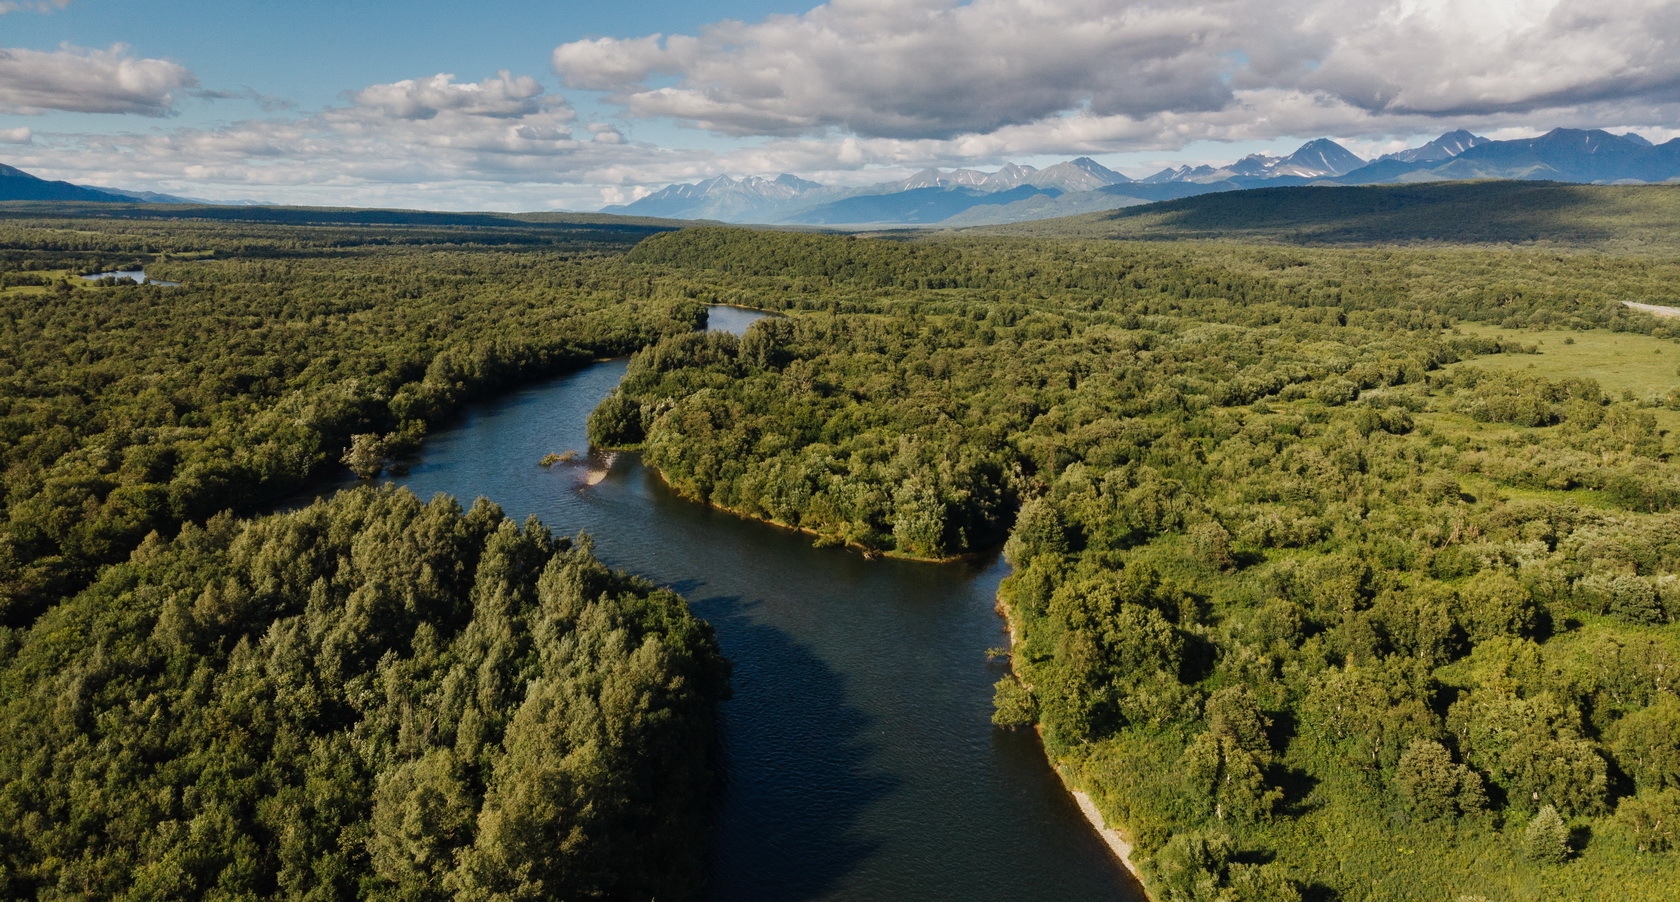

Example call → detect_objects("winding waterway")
321 306 1146 900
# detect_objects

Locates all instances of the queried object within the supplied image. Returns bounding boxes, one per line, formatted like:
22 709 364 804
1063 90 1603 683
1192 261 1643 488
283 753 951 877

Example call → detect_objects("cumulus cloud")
552 0 1680 144
350 71 552 120
19 1 1680 212
1306 0 1680 116
552 36 675 92
0 44 196 115
4 68 692 211
555 0 1243 139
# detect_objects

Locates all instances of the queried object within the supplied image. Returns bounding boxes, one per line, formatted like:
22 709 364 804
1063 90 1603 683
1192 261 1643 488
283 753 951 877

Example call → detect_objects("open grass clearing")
1450 323 1680 399
1445 323 1680 438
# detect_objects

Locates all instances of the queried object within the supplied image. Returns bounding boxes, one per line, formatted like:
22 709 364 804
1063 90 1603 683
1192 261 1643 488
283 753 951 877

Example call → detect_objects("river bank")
996 591 1156 900
323 304 1146 899
637 463 982 564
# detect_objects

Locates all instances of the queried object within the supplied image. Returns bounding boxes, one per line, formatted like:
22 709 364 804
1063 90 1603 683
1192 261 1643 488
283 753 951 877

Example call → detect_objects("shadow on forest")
692 593 895 902
1097 181 1643 248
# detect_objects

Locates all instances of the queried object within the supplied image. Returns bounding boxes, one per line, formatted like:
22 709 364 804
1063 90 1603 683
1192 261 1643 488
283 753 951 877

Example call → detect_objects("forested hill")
977 181 1680 252
0 201 690 249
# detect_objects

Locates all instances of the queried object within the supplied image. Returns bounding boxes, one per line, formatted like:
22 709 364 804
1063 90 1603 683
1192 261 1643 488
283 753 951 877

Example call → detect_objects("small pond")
80 270 182 287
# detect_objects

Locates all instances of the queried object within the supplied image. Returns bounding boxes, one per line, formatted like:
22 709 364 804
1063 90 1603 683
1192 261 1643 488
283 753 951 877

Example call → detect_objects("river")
324 306 1146 900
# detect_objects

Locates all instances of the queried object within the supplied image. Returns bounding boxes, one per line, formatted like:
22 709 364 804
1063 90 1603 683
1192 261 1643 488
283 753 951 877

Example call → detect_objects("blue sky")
2 1 811 130
2 0 1677 210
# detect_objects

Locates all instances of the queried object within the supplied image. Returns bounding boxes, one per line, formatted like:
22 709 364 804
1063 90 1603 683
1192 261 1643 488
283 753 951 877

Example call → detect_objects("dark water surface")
321 308 1144 900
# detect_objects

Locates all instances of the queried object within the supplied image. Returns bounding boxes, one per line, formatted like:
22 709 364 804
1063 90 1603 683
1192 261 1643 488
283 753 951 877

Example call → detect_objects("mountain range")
602 128 1680 226
6 127 1679 225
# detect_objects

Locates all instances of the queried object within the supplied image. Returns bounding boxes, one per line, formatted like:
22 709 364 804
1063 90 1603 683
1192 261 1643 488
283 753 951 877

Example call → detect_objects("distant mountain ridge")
1354 128 1680 185
0 163 253 205
603 156 1134 223
1144 138 1366 184
606 127 1680 227
0 163 133 203
8 126 1678 226
619 173 837 222
1379 129 1488 163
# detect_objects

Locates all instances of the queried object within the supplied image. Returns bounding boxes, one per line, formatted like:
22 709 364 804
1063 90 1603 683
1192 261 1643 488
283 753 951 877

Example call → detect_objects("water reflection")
79 269 182 286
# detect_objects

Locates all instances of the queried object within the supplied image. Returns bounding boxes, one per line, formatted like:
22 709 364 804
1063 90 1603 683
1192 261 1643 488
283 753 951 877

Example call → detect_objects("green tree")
1449 689 1608 817
1187 520 1235 571
1610 696 1680 792
1615 787 1680 853
1459 569 1537 643
343 432 392 480
1149 831 1234 902
368 749 475 898
1182 687 1281 822
1522 805 1571 864
992 676 1038 728
1393 738 1487 823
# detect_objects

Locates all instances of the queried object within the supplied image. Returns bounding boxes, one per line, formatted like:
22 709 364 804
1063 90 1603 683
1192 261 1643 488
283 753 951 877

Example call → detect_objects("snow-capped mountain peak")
1027 157 1131 190
1138 139 1366 184
1379 129 1490 164
1271 138 1366 177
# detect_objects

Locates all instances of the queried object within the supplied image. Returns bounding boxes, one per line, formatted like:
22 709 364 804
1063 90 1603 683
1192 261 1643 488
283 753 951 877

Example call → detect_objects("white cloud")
4 69 713 211
599 184 652 206
0 126 30 143
552 36 675 91
555 0 1244 139
350 71 551 120
1306 0 1680 116
0 44 196 115
553 0 1680 145
15 1 1680 211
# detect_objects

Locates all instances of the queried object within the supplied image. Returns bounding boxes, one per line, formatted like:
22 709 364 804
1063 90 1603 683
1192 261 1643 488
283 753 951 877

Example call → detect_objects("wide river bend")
320 305 1148 900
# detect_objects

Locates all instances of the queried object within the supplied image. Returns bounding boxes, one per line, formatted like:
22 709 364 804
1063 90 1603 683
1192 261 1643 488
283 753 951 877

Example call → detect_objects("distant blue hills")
0 163 252 205
603 128 1680 227
0 162 138 203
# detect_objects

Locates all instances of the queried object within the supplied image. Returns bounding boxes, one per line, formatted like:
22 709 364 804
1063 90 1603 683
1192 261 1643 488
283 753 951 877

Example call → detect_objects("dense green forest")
0 211 709 624
597 223 1680 900
0 486 727 899
9 185 1680 901
0 212 730 900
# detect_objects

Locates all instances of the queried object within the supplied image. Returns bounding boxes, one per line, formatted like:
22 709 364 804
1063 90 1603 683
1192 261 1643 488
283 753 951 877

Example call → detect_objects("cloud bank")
2 70 702 210
553 0 1680 146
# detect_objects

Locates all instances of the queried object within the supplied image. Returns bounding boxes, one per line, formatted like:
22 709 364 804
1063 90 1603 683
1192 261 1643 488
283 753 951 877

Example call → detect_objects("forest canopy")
0 214 707 625
0 486 728 900
0 213 730 900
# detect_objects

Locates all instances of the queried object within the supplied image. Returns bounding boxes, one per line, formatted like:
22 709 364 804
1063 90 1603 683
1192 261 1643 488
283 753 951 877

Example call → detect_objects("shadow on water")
693 594 895 901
